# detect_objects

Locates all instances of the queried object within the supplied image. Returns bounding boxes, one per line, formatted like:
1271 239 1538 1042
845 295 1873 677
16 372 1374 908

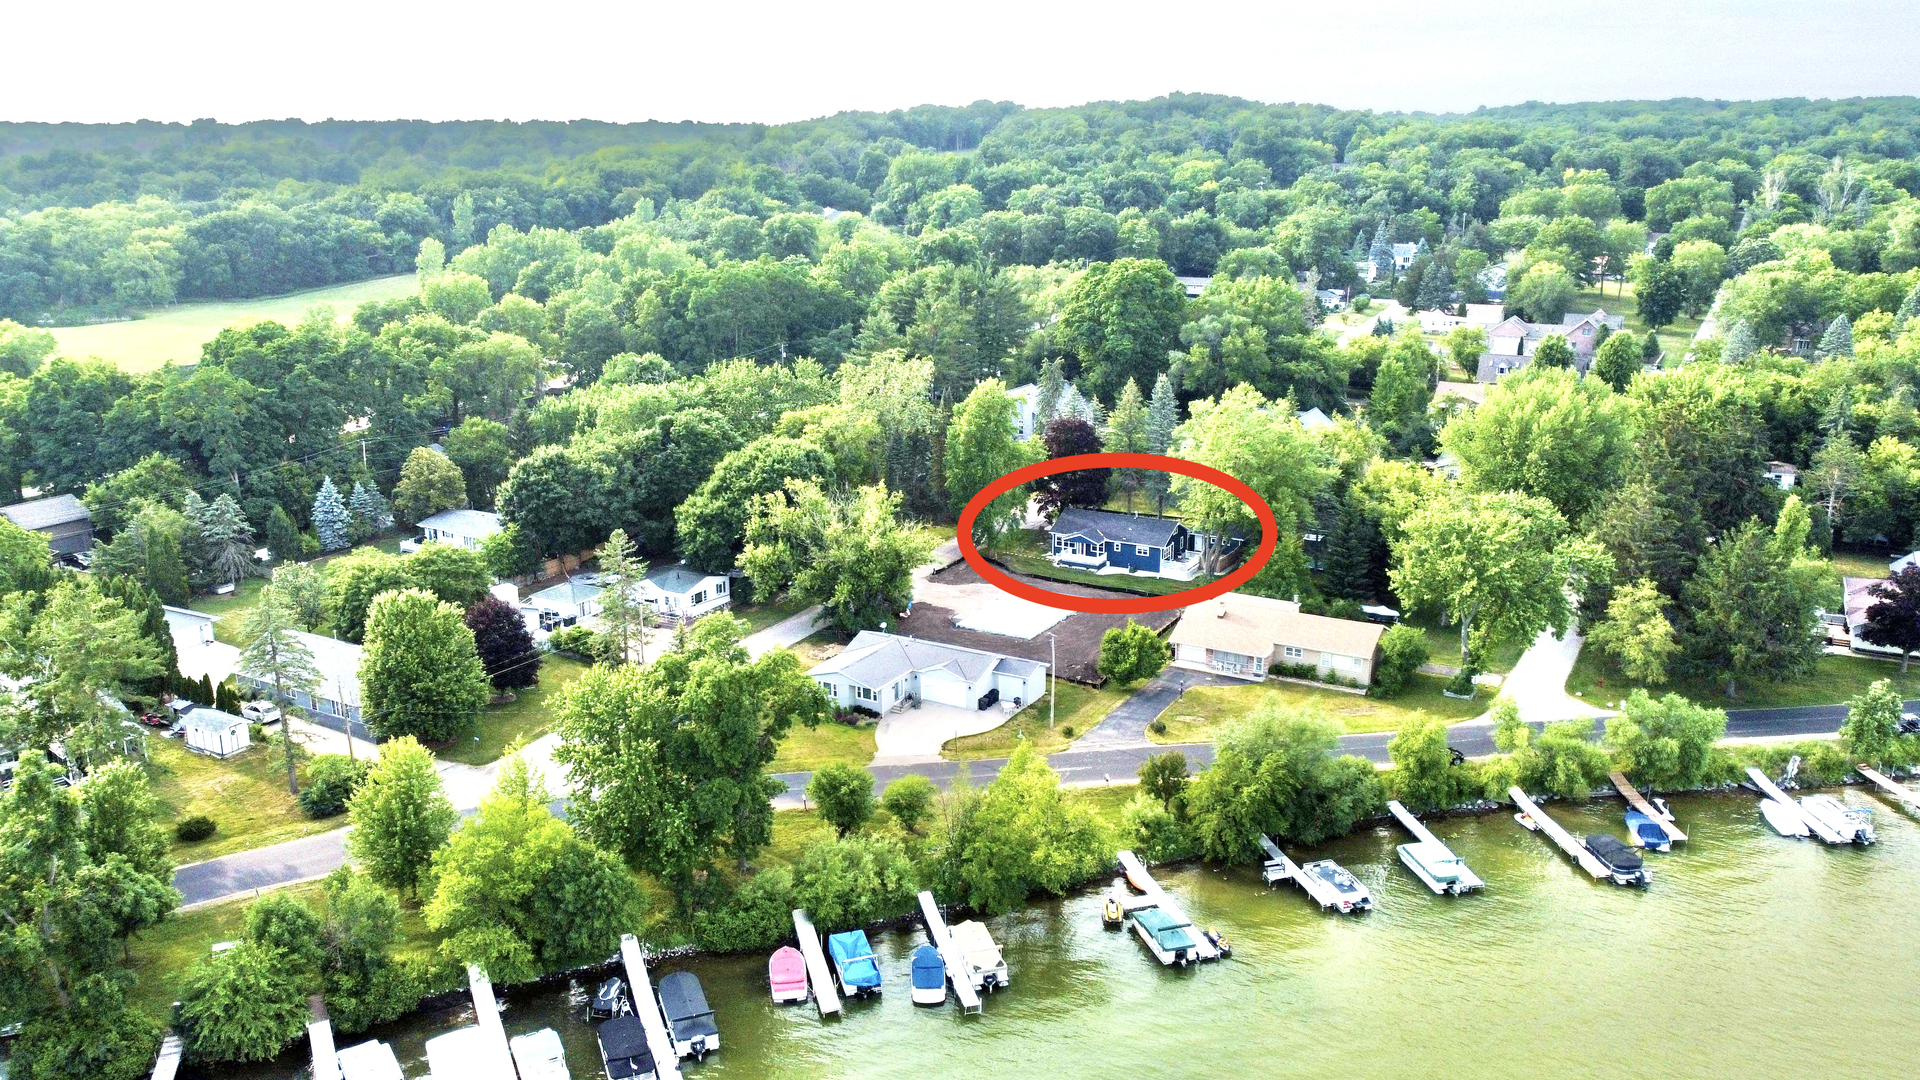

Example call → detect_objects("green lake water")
228 790 1920 1079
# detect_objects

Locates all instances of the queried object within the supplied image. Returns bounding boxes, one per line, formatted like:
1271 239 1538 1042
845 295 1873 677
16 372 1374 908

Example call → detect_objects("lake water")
227 789 1920 1079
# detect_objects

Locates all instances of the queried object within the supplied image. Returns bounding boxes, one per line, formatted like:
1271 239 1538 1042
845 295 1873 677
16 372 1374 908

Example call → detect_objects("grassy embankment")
47 275 417 373
1148 674 1483 745
149 737 338 863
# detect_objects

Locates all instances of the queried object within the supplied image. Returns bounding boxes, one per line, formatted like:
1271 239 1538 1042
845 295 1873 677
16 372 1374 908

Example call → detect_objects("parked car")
240 700 283 725
137 711 174 728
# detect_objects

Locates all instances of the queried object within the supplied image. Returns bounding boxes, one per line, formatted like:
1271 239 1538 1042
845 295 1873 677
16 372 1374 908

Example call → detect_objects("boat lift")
617 935 684 1080
1607 772 1687 844
1856 765 1920 814
1745 767 1846 844
1385 800 1485 894
916 891 982 1014
1509 787 1610 880
789 909 842 1018
1115 850 1219 961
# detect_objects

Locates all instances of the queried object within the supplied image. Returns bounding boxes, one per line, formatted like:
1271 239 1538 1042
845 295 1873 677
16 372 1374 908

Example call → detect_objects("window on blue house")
1136 545 1150 555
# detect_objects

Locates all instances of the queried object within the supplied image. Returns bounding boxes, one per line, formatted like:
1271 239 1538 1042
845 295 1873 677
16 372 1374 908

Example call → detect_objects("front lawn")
193 534 406 646
772 719 878 772
1148 673 1482 744
435 654 591 766
942 681 1129 759
146 736 340 862
1825 548 1892 609
730 595 815 635
1400 610 1524 673
1567 650 1920 711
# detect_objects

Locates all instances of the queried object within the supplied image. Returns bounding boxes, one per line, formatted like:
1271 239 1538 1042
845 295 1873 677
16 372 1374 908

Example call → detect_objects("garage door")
921 673 970 707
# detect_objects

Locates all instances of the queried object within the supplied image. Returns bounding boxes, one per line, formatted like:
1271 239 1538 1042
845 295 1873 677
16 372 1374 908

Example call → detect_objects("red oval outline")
956 452 1277 615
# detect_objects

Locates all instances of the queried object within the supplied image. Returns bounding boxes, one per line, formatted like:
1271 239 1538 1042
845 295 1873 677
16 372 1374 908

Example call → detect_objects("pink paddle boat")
769 945 809 1004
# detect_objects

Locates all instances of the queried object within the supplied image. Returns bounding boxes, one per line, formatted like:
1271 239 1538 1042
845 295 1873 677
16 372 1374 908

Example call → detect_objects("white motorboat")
1397 840 1484 895
1299 860 1374 913
1760 798 1810 838
1798 794 1875 845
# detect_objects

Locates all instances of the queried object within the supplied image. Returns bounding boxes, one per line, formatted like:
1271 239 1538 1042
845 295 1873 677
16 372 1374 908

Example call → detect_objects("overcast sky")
9 1 1918 125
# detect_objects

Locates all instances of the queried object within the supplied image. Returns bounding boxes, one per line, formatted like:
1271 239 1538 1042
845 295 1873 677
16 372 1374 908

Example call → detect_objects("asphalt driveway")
1076 667 1243 749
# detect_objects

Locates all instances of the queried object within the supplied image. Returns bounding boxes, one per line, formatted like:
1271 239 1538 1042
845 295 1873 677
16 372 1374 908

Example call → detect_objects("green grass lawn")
1568 282 1702 362
193 534 406 645
1149 673 1483 744
1399 610 1524 673
731 595 815 635
772 719 878 772
48 275 417 373
1825 548 1891 609
146 736 341 863
436 655 591 765
1567 649 1920 711
943 681 1130 759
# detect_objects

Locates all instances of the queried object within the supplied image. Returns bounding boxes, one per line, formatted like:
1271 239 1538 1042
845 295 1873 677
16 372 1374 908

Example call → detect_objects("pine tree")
202 494 257 590
180 491 216 586
313 476 351 552
1145 373 1179 514
1367 221 1394 280
1817 314 1854 359
1036 356 1066 424
1414 258 1452 310
1723 319 1759 363
1324 497 1384 601
348 480 393 542
1895 283 1920 332
1106 379 1149 511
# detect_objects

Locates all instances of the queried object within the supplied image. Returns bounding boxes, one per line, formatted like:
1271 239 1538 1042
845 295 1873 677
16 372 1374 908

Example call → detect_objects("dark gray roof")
810 631 1044 689
1 493 91 531
643 561 724 595
1050 508 1183 548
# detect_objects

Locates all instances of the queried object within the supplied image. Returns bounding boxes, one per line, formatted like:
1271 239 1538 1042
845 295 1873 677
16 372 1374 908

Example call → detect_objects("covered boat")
595 1015 657 1080
1128 906 1199 967
589 975 631 1019
768 945 808 1004
948 919 1009 992
1584 833 1651 887
1301 860 1373 913
1761 798 1810 838
657 971 719 1060
1625 810 1672 852
827 929 883 998
1799 794 1875 845
508 1029 570 1080
910 944 947 1005
1397 840 1481 895
335 1039 405 1080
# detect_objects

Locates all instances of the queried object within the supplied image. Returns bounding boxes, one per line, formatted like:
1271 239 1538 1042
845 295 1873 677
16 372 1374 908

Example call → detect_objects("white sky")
7 1 1918 125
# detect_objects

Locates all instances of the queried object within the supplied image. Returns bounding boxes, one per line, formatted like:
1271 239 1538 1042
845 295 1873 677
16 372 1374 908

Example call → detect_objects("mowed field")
46 274 417 372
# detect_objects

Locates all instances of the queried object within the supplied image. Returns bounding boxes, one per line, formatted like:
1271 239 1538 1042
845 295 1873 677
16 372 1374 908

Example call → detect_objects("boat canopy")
827 930 882 989
596 1017 655 1080
1132 907 1197 951
657 971 719 1041
769 946 807 990
1585 833 1643 871
949 920 1004 974
910 944 946 990
1402 841 1462 882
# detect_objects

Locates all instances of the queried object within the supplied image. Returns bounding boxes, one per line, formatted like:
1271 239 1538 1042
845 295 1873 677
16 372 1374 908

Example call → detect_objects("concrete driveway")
874 700 1024 763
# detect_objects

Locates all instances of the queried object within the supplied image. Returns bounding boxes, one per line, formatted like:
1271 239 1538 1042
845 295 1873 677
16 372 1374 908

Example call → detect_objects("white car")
240 700 283 725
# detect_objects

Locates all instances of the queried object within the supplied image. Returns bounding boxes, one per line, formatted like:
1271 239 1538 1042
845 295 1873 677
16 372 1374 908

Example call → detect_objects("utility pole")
1048 632 1057 729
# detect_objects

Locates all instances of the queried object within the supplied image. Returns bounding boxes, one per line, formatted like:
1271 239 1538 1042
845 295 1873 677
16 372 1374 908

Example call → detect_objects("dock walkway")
152 1035 183 1080
1745 767 1845 843
1509 787 1609 879
465 966 515 1080
618 935 684 1080
1255 834 1301 887
1608 772 1687 843
1115 850 1218 961
916 891 981 1014
789 909 842 1018
1855 765 1920 813
1385 800 1485 892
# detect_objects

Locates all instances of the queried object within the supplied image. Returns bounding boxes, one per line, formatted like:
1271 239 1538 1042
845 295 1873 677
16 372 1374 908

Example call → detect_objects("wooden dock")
1745 767 1845 843
1115 850 1219 960
151 1035 184 1080
465 966 516 1080
917 891 982 1014
1608 772 1687 843
1385 801 1485 892
306 997 338 1080
789 909 842 1018
1856 765 1920 813
618 935 684 1080
1509 787 1609 879
1255 834 1301 886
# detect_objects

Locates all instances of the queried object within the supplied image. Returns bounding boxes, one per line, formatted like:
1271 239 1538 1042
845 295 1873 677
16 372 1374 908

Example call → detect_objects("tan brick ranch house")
1168 592 1387 687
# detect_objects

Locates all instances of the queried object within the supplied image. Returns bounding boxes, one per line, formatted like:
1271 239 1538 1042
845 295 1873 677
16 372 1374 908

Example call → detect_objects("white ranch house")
637 563 732 619
404 509 503 552
808 632 1047 714
238 631 364 726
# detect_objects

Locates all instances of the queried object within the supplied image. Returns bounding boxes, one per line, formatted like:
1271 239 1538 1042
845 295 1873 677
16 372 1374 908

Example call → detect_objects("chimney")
1216 600 1227 619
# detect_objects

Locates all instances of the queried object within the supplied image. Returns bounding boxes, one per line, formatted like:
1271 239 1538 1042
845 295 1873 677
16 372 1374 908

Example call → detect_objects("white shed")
181 707 250 758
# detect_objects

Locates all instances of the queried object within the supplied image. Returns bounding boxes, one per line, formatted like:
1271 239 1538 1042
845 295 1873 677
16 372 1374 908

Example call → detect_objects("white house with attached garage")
807 632 1047 714
237 631 364 726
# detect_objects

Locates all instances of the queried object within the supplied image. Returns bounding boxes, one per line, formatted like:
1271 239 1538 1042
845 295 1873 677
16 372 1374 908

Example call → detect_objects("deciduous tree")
346 736 456 898
807 761 876 837
741 482 931 632
1587 578 1680 685
390 447 469 528
1859 566 1920 672
1604 691 1727 790
1440 364 1633 522
1097 620 1170 686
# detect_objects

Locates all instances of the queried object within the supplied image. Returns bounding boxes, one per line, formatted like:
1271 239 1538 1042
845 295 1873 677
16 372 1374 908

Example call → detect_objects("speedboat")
1799 794 1875 845
589 975 631 1019
827 930 883 998
508 1029 570 1080
1584 833 1652 887
1760 798 1810 838
596 1015 657 1080
768 945 808 1004
1625 810 1672 852
909 944 948 1005
1515 810 1541 832
949 919 1009 992
657 971 719 1060
1300 860 1373 913
1202 928 1232 958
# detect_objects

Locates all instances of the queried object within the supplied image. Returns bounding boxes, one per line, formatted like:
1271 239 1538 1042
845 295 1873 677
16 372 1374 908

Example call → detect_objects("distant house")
1315 289 1346 311
1417 303 1505 334
1296 407 1335 432
181 707 250 759
405 509 502 553
529 579 603 626
1006 382 1041 440
1168 592 1387 686
1434 381 1488 409
1391 242 1419 271
1 493 93 557
237 631 363 726
1176 275 1211 299
637 562 731 620
1047 507 1215 580
1475 309 1626 383
807 631 1046 713
1842 577 1904 659
1764 461 1798 490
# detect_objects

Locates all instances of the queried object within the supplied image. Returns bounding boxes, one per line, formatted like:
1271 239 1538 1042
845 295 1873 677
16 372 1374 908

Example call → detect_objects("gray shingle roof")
531 580 603 607
1050 508 1183 548
181 707 246 735
1 493 91 531
643 562 723 595
810 631 1043 689
415 509 502 538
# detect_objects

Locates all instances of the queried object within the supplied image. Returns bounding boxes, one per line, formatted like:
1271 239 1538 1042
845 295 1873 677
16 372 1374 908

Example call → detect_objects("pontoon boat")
1799 794 1875 845
1584 833 1652 887
949 920 1009 992
657 971 719 1060
595 1015 657 1080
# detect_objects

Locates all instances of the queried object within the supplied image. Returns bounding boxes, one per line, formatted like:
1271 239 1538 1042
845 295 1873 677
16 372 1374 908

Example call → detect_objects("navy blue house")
1047 508 1196 577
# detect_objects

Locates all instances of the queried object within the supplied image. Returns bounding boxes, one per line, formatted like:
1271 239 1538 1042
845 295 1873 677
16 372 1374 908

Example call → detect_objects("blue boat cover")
1625 810 1667 844
910 944 946 990
827 930 882 989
